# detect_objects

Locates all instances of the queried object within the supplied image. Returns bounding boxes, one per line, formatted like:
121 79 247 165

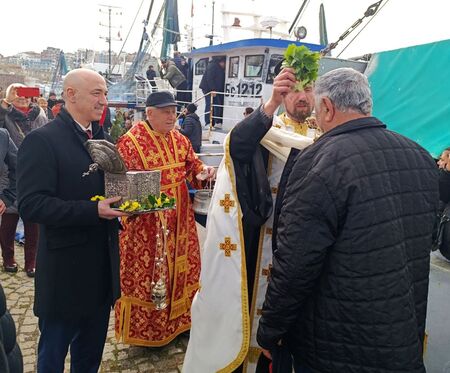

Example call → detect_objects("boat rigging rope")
111 0 146 74
337 0 392 57
320 0 384 56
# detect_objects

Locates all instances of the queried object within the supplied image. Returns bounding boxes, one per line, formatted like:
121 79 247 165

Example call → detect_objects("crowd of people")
0 45 448 373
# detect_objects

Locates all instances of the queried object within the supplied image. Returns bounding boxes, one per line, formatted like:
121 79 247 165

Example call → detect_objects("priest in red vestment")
114 91 215 346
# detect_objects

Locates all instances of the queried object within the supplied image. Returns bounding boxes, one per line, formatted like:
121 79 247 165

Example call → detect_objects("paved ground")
1 245 189 373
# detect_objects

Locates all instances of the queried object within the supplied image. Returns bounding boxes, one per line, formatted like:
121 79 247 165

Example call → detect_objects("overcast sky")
2 0 450 58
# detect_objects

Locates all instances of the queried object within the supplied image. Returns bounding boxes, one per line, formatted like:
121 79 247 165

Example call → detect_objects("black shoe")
26 268 35 278
4 263 18 273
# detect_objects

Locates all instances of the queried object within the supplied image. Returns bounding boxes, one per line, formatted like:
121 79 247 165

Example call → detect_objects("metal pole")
288 0 308 35
209 93 214 128
210 1 215 46
108 7 112 78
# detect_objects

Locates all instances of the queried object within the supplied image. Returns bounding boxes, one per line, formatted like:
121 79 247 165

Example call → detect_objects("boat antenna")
320 0 383 56
289 0 310 35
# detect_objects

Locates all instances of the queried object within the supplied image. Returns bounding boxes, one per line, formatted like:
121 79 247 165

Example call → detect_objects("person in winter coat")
0 129 17 215
37 97 54 120
257 68 440 373
0 84 47 277
17 68 126 372
146 65 157 92
0 129 23 373
179 103 201 153
199 56 225 129
0 281 23 373
161 58 188 111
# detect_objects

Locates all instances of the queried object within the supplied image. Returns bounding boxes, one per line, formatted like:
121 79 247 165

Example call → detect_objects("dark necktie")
86 129 92 139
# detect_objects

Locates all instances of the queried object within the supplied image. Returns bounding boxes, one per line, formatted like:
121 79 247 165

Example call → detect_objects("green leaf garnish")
282 44 320 91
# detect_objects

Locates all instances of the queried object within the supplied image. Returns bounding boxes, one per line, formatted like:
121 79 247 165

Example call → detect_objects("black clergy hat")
146 91 177 108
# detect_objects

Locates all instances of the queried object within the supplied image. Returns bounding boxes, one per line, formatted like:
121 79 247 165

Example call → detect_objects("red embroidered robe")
114 121 204 346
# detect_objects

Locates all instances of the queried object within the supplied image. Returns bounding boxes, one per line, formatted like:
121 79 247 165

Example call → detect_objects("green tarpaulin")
366 39 450 158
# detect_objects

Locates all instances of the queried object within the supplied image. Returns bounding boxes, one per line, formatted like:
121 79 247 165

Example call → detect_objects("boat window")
244 55 264 78
228 56 239 78
266 54 284 84
195 58 209 75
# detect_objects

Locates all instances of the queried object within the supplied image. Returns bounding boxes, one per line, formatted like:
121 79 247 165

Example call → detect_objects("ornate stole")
125 122 190 320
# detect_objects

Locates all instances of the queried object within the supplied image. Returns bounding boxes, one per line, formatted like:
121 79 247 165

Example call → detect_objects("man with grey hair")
257 67 439 372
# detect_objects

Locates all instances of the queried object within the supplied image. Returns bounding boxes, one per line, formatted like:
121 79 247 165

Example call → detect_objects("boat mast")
289 0 309 35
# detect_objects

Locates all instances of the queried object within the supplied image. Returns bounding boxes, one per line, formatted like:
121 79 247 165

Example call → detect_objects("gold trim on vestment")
141 121 170 164
125 124 192 323
116 296 191 347
247 347 263 364
243 153 274 371
126 132 149 169
161 132 176 164
217 135 250 373
160 181 183 190
155 162 186 171
171 131 180 163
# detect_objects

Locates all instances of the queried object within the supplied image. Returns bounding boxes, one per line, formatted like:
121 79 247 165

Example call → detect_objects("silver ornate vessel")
83 140 161 205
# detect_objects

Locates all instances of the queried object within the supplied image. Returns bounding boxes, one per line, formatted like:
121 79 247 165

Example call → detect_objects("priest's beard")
286 100 313 123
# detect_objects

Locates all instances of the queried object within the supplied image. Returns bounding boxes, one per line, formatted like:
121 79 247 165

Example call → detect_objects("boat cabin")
189 38 367 133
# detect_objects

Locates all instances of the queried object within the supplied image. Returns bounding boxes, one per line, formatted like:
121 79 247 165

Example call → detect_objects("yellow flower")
119 201 130 210
90 195 105 201
118 200 142 212
128 201 141 212
155 197 163 208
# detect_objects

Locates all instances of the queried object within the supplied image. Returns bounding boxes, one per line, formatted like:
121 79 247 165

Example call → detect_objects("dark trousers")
203 92 223 126
213 94 224 125
37 303 110 373
176 81 191 112
0 213 38 270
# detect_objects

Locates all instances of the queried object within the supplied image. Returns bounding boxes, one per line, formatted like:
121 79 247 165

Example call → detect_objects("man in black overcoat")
17 68 127 373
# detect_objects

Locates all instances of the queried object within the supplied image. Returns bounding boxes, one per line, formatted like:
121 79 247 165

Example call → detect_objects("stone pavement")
1 245 189 373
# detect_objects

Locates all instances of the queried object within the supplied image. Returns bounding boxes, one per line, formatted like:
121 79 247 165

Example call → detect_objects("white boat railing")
133 78 262 126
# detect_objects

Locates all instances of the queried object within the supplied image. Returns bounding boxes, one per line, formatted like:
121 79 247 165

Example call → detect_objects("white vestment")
183 117 313 373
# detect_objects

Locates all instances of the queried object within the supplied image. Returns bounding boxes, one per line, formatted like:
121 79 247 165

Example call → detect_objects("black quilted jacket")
257 117 440 373
0 282 23 373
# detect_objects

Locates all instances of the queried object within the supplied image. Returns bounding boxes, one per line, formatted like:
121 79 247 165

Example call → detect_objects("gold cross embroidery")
178 146 188 159
265 227 273 235
167 168 178 184
271 187 278 194
219 194 235 213
147 151 160 164
256 308 263 316
262 264 272 279
219 237 237 257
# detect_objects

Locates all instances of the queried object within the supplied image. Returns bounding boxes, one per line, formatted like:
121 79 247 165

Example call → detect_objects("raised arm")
230 67 297 162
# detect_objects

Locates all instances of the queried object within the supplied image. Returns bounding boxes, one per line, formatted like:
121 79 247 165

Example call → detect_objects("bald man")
17 68 127 373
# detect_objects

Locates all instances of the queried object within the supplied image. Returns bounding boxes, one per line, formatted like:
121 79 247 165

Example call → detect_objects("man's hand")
438 150 450 171
6 85 19 104
1 85 19 108
196 166 216 181
263 67 296 117
0 200 6 215
98 196 129 220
